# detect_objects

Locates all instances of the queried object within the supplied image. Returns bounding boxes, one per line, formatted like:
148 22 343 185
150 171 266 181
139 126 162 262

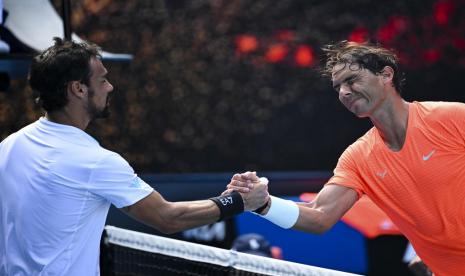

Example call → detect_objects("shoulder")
341 128 377 159
0 120 40 148
411 101 465 142
414 101 465 119
93 149 132 171
412 101 465 133
329 130 375 197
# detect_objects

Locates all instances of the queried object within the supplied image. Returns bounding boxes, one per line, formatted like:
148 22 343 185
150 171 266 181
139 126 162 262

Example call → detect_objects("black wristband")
210 191 244 221
253 198 270 214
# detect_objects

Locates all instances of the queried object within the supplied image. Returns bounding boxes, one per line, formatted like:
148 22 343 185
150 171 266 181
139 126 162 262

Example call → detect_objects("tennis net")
101 225 362 276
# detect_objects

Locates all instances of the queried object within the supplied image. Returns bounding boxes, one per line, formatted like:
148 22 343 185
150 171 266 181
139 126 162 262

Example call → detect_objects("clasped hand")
223 171 269 211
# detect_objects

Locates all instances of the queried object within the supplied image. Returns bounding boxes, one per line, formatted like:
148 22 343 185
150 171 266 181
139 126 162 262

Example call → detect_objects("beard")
87 87 111 120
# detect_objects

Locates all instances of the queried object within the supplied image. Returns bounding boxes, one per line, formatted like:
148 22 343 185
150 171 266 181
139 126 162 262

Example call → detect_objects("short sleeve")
444 102 465 146
326 145 365 199
88 152 154 208
420 101 465 148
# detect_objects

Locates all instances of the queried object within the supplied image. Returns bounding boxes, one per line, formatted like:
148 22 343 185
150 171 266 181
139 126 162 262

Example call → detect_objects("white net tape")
105 225 363 276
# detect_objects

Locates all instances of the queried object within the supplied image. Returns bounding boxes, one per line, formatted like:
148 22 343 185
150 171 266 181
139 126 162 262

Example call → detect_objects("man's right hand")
223 171 269 211
226 171 259 193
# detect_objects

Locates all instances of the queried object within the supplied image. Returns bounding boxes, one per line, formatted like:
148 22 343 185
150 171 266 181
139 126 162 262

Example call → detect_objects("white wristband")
259 196 299 229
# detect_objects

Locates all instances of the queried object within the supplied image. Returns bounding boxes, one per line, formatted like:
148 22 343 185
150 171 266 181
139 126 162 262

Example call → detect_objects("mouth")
345 97 362 110
345 98 356 107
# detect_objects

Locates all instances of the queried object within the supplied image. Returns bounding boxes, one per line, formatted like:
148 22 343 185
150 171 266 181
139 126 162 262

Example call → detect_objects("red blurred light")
265 44 289 63
294 45 314 67
275 30 295 42
391 16 408 32
423 49 441 63
434 1 454 25
235 34 259 54
453 38 465 51
376 16 408 43
377 24 396 43
349 27 369 43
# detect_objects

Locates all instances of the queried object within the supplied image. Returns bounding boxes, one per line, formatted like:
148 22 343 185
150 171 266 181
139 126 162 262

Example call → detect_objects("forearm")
124 191 244 234
229 178 357 234
257 198 332 234
161 200 220 233
293 203 334 234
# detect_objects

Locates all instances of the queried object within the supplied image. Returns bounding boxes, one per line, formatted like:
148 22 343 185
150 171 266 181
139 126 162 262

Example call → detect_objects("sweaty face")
85 58 114 119
331 63 386 118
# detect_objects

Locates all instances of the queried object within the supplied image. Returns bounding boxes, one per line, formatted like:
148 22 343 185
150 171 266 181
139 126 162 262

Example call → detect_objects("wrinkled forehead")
331 62 363 81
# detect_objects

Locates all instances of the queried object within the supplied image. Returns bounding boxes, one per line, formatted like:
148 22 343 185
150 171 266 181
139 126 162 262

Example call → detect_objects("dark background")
1 0 465 173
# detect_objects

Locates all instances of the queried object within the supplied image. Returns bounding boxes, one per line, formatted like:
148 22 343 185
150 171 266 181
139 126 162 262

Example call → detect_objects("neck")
45 107 90 130
370 96 409 151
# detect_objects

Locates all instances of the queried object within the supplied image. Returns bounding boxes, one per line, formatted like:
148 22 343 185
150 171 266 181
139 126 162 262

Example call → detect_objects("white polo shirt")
0 117 154 275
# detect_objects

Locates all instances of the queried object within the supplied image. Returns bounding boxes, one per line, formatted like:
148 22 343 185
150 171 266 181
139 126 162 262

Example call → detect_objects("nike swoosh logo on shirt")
376 169 387 178
422 150 435 161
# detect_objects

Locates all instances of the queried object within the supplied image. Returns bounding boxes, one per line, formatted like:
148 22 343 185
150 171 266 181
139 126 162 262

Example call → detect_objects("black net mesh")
100 226 360 276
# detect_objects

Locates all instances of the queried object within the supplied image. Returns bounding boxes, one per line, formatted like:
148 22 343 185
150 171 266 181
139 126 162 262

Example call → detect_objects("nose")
338 83 351 98
108 82 114 93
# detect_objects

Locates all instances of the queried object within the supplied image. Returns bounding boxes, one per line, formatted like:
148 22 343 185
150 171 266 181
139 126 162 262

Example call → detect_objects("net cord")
104 225 363 276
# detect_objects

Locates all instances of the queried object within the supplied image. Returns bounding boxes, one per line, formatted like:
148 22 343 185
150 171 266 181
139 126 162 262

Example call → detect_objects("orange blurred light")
265 44 289 63
235 34 259 54
294 45 314 67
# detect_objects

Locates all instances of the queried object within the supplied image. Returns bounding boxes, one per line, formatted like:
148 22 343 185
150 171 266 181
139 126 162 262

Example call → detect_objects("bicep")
294 184 358 233
120 191 172 229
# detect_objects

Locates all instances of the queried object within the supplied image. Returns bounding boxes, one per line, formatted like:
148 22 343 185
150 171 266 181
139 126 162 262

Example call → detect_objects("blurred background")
2 0 465 173
1 1 465 275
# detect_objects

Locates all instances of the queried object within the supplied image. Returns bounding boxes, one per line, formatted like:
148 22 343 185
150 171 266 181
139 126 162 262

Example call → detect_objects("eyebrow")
100 70 108 78
332 74 357 90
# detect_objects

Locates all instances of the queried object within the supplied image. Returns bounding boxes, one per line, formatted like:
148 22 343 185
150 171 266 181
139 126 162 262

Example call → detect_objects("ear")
68 81 87 99
380 66 394 84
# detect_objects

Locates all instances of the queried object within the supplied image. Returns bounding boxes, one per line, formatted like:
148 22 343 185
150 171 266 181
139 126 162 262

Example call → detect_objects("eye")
347 77 356 85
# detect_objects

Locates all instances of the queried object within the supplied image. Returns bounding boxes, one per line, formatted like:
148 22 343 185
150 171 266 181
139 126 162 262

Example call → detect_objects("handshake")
222 171 270 213
213 171 299 230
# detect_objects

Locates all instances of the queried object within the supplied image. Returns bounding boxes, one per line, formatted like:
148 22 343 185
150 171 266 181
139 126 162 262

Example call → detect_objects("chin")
355 113 368 118
98 109 111 119
349 102 370 118
349 107 369 118
92 107 110 120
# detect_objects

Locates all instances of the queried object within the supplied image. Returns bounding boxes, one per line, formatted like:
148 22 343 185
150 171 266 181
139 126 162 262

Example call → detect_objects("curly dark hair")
28 37 101 112
322 41 406 94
